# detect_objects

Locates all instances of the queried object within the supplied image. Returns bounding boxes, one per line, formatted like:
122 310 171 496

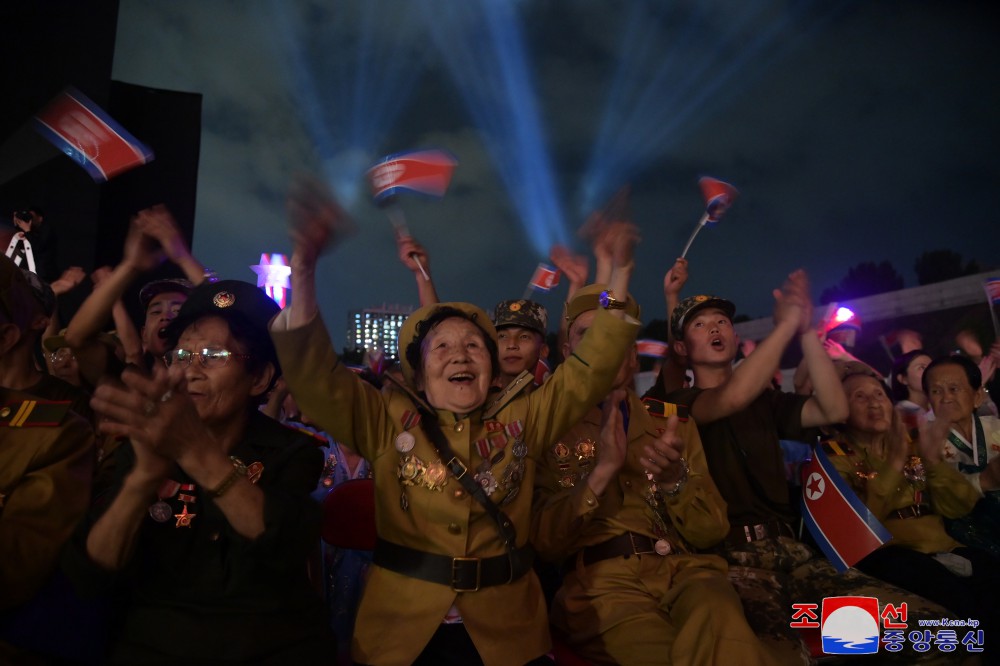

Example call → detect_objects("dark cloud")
113 0 999 342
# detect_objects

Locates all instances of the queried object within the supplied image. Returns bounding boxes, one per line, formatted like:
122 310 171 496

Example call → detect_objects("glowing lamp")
250 253 291 309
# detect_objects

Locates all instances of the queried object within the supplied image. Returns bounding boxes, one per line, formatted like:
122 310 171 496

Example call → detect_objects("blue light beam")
417 0 569 256
269 0 428 206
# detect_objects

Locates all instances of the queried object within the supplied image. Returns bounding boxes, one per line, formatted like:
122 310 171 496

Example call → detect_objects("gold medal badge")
424 461 449 490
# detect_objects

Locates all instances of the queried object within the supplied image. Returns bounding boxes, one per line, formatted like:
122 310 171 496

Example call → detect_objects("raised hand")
663 257 688 299
134 205 191 265
549 245 588 291
641 414 686 486
772 269 813 335
287 174 355 272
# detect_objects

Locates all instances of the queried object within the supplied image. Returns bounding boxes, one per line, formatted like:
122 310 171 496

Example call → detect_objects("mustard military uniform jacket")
532 391 729 563
0 389 95 611
827 437 980 553
271 308 638 666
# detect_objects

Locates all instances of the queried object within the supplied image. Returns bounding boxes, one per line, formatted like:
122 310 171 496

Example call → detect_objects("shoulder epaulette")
820 439 853 456
641 397 689 422
483 370 533 420
0 399 73 428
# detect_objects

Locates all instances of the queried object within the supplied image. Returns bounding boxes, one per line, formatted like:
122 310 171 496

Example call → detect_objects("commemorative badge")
149 501 173 523
395 431 416 453
424 461 449 490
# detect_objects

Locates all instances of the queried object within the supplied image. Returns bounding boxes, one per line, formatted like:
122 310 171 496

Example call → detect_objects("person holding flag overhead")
271 175 641 666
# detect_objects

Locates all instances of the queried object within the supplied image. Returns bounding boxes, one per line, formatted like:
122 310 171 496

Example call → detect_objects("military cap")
139 278 194 311
670 294 736 341
493 299 547 335
564 283 640 330
397 302 498 386
164 280 281 367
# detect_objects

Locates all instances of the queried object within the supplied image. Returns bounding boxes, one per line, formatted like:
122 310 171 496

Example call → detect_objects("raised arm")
686 270 809 424
396 233 439 307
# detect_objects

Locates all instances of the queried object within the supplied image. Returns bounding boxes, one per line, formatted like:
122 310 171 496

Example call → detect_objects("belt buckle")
627 531 643 555
447 457 469 480
452 556 481 592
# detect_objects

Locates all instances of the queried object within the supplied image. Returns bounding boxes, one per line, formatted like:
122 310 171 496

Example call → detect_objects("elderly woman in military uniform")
269 177 641 666
826 366 1000 641
64 279 333 663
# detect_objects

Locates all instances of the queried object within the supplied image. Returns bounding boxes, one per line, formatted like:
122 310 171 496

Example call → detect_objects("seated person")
63 280 333 663
492 299 549 389
890 349 932 423
270 176 640 665
827 367 1000 639
923 354 1000 558
649 270 955 663
533 284 775 666
0 254 95 661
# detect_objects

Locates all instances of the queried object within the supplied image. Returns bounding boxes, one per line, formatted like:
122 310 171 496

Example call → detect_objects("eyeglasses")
164 348 252 369
49 348 75 363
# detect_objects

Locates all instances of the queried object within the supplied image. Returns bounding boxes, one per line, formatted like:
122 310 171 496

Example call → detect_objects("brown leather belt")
893 504 931 520
727 520 795 546
581 531 666 567
374 538 533 592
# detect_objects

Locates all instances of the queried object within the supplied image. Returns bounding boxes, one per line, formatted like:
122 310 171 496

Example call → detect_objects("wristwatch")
599 289 626 310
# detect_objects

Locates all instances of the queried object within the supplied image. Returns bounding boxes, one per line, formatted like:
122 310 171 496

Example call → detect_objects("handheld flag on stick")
679 176 739 259
32 87 154 182
367 149 458 202
522 263 560 300
984 277 1000 339
800 443 892 572
366 149 458 282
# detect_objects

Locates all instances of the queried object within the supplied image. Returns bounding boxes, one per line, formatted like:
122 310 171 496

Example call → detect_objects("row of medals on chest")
395 418 527 510
147 457 263 528
555 432 678 556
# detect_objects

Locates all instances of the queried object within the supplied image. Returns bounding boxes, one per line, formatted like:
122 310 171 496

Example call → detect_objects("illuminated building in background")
348 304 413 360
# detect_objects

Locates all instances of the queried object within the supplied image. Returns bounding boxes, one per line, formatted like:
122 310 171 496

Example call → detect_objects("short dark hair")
890 349 930 402
922 354 982 395
405 306 499 383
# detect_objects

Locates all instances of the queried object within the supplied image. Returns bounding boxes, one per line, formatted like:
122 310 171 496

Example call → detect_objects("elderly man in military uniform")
532 283 776 666
492 299 549 391
0 253 95 660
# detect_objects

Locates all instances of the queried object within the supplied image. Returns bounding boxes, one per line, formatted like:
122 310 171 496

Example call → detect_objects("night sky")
112 0 999 348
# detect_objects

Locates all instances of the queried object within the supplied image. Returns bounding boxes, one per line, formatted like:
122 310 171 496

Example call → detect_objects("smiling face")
925 362 983 427
843 374 894 434
673 307 737 367
170 315 273 427
417 317 493 414
496 325 546 382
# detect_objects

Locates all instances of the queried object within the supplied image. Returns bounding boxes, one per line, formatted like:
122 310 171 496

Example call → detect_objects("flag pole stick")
384 201 430 281
522 284 535 301
679 212 709 259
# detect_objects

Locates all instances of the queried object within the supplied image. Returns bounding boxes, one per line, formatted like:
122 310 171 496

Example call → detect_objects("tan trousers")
552 551 779 666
